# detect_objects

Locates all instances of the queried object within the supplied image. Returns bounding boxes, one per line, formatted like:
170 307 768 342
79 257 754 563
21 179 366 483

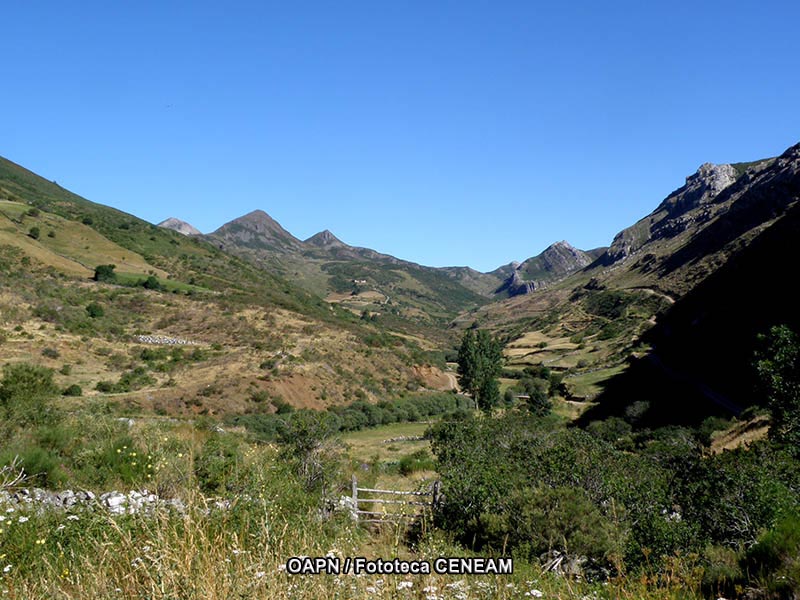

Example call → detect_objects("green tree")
28 226 40 240
457 329 503 411
93 264 117 283
755 325 800 451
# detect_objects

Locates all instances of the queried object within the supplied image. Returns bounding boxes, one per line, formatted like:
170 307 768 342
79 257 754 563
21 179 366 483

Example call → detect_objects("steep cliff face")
603 161 750 264
579 151 800 427
497 241 602 296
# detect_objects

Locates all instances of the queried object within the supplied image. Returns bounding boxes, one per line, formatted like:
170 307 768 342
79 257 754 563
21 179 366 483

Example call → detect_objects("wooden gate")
351 475 441 525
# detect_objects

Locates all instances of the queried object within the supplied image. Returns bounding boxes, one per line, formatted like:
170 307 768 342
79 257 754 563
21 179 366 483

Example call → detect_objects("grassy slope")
0 156 333 318
0 155 457 414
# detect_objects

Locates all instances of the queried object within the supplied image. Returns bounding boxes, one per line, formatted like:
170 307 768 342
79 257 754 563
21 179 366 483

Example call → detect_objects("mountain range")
2 140 799 424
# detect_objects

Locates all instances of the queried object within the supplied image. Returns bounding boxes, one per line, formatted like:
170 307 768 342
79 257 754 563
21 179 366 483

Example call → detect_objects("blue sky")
2 1 799 272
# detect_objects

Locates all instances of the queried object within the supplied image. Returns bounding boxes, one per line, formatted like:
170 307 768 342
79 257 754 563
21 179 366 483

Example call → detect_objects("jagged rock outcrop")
157 217 201 236
603 162 744 264
657 162 738 216
497 241 600 296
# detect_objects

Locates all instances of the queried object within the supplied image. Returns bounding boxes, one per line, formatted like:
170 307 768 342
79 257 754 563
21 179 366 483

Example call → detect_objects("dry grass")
710 415 770 454
0 201 164 278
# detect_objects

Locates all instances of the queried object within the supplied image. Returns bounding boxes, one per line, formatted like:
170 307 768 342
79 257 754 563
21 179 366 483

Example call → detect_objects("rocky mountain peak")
305 229 345 247
210 209 303 252
157 217 201 236
656 162 738 216
229 209 283 230
497 241 596 296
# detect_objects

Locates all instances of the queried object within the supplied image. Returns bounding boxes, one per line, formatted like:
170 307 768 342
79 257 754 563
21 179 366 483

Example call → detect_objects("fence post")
351 474 358 515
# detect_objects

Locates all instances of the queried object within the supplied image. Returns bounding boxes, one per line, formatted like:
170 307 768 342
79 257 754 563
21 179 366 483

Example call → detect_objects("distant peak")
235 209 278 223
305 229 345 247
157 217 201 236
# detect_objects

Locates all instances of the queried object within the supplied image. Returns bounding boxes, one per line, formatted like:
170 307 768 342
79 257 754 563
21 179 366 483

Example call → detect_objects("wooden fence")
351 475 441 525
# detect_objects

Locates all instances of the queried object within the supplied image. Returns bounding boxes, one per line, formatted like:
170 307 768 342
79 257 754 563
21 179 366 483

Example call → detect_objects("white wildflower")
397 580 413 590
254 571 266 579
17 517 28 523
66 515 79 521
2 565 11 574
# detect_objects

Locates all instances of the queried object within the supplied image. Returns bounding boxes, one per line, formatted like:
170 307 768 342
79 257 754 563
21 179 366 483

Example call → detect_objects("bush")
483 485 617 564
41 347 60 359
194 435 245 494
62 384 83 397
93 264 117 283
0 444 65 487
700 545 743 597
141 275 162 291
0 363 59 426
95 381 115 393
86 302 105 318
398 449 435 476
249 390 269 403
744 513 800 594
28 226 40 240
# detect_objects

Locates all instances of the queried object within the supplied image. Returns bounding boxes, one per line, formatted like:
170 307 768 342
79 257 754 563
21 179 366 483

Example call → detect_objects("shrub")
0 445 64 487
0 363 59 426
86 302 105 318
28 226 40 240
194 436 245 494
95 381 115 393
398 449 435 476
249 390 269 403
41 347 60 359
744 514 800 595
93 264 117 283
142 275 162 291
483 485 617 564
62 384 83 397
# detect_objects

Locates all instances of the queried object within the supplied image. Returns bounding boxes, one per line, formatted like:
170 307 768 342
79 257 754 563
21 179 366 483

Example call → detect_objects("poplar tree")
457 328 503 411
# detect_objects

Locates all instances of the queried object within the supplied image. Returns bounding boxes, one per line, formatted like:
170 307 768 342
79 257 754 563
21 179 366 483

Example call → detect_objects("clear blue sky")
2 1 799 272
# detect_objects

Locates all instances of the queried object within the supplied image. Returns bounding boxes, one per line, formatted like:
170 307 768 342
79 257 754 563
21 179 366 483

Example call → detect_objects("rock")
336 495 358 521
157 217 202 236
102 491 127 514
498 241 598 296
603 162 740 264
